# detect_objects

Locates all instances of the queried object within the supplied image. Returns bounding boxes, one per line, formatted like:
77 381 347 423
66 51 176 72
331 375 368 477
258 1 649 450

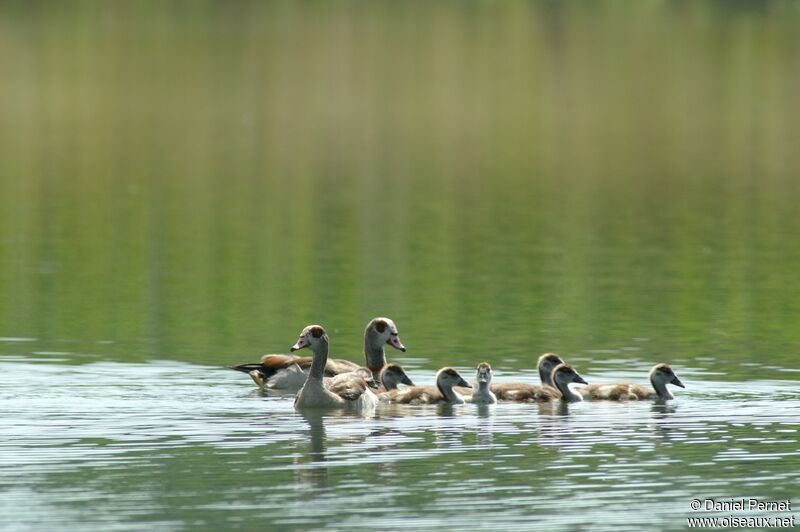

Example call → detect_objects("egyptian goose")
490 353 564 402
231 317 406 390
290 325 379 410
467 362 497 404
380 367 471 405
576 363 685 401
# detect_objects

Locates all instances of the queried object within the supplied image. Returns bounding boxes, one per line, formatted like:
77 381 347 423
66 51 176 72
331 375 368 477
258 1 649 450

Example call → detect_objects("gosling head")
367 317 406 352
436 367 471 389
551 363 588 402
290 325 327 352
354 367 380 389
380 363 414 390
649 363 685 399
551 363 588 387
537 353 565 386
476 362 493 385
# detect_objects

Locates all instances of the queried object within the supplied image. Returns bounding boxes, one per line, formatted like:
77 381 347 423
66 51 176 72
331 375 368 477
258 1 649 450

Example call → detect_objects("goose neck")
364 333 387 375
308 338 329 380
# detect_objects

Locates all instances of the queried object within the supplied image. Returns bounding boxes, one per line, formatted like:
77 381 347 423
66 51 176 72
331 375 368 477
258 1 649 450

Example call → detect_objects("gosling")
491 353 565 402
467 362 497 404
575 363 685 401
380 367 471 405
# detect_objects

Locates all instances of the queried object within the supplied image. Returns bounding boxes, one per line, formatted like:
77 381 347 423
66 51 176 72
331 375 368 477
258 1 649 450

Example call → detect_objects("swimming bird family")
231 318 685 410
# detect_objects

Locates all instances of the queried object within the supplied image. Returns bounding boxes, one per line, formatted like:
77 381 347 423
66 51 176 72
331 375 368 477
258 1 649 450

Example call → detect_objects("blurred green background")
1 0 799 373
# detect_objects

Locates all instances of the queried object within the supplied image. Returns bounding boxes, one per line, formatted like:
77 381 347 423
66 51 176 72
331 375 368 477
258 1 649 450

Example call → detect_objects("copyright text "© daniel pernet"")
688 498 795 528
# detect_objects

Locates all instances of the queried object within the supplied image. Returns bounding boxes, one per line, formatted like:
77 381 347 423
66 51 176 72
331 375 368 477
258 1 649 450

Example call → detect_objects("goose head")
366 317 406 352
649 363 685 400
551 363 588 402
476 362 493 386
291 325 327 353
537 353 564 386
380 363 414 390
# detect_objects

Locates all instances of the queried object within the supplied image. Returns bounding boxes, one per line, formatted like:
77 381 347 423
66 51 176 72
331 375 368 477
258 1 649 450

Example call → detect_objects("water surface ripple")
1 356 798 531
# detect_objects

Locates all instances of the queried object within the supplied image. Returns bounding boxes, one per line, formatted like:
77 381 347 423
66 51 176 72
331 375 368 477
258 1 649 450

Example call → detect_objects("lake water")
1 2 799 531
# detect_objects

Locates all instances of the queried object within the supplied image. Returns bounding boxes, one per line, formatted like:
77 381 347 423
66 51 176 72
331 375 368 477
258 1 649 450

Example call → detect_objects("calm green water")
1 2 799 531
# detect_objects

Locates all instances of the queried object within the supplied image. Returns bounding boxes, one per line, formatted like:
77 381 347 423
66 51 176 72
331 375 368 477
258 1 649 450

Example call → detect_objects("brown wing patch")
261 354 310 369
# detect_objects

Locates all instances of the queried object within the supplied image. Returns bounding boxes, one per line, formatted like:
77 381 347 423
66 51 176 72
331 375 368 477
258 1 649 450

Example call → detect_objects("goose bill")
290 336 310 352
388 334 406 352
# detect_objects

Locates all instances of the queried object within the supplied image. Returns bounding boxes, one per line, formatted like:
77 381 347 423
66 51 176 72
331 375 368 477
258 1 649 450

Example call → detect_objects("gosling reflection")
649 400 678 440
475 404 493 419
475 404 495 447
554 401 572 417
651 399 678 415
535 402 583 448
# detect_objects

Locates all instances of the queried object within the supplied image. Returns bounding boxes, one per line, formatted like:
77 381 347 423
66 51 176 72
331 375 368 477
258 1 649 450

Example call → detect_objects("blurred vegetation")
0 1 799 373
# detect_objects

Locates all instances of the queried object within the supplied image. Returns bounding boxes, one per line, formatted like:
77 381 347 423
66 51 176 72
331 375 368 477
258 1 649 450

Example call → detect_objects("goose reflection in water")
294 410 329 486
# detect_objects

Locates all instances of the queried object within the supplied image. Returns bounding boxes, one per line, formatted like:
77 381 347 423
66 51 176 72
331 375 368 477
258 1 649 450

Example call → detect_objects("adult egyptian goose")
377 363 414 393
549 363 589 402
231 317 406 390
576 363 685 401
290 325 379 410
467 362 497 404
490 353 565 402
379 367 472 405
